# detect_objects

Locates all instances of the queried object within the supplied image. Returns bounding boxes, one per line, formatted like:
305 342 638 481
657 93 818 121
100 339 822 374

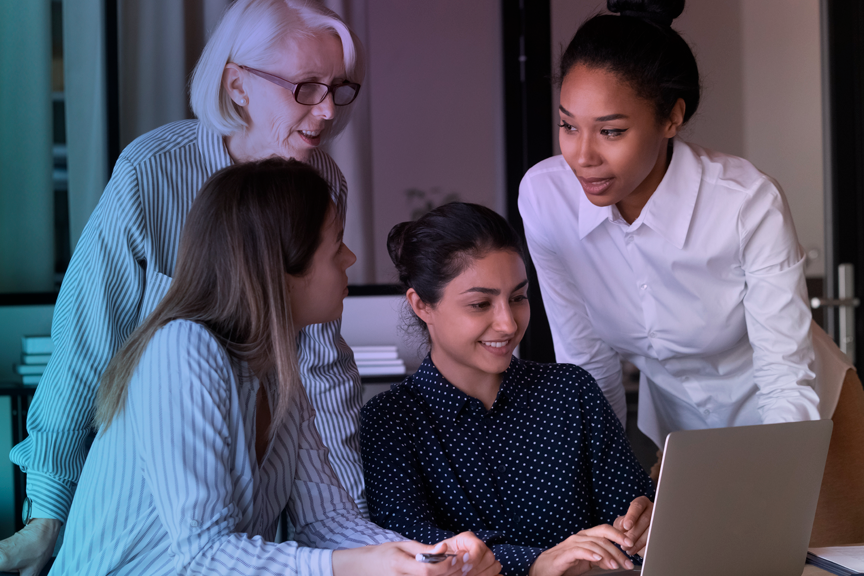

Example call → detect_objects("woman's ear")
664 98 686 138
406 288 433 326
223 63 249 106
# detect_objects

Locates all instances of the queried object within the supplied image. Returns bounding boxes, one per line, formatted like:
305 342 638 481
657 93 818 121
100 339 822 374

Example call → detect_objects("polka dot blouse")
360 355 655 576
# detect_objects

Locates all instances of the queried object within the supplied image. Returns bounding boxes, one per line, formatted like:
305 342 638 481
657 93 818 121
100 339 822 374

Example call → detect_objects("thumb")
427 541 448 555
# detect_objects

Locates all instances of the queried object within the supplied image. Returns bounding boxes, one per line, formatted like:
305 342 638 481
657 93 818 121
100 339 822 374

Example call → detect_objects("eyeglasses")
239 65 361 106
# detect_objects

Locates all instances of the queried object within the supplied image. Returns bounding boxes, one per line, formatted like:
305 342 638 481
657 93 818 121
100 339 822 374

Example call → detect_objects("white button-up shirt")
519 138 849 447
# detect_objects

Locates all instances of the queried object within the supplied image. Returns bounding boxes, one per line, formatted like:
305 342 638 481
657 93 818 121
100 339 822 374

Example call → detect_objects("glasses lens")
295 83 328 105
333 84 359 106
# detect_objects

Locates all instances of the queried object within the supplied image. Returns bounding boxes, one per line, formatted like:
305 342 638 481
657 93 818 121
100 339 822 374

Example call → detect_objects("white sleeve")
738 178 820 423
129 322 399 576
518 178 627 425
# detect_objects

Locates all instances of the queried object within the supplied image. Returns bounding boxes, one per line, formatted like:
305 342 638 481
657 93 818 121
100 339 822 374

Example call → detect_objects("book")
21 353 51 365
21 335 54 355
21 375 41 386
357 364 406 376
351 345 398 354
807 546 864 576
354 351 400 361
355 359 405 368
14 364 46 376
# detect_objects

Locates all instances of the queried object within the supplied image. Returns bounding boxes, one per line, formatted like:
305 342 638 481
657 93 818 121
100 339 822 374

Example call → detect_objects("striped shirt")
10 120 367 522
51 320 401 575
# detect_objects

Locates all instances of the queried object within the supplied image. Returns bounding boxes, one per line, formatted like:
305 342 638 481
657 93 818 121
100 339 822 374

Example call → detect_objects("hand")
436 531 501 576
528 524 635 576
333 539 495 576
613 496 653 556
0 517 62 576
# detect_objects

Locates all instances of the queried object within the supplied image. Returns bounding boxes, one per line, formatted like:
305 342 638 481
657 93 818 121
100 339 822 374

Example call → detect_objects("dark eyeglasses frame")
239 65 361 106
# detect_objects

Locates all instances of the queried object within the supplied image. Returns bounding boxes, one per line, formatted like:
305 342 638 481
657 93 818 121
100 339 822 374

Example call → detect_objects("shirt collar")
196 121 234 176
408 355 519 421
576 138 702 249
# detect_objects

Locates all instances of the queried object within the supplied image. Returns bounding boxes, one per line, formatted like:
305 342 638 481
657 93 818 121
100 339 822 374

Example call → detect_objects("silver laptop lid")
640 420 832 576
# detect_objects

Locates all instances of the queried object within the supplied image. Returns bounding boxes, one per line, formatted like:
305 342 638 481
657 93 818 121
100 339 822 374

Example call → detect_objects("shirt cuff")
26 470 74 523
295 546 334 576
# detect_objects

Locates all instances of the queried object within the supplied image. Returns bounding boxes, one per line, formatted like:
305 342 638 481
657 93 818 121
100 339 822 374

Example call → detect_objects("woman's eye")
558 121 576 132
601 128 626 139
511 295 528 303
469 302 491 310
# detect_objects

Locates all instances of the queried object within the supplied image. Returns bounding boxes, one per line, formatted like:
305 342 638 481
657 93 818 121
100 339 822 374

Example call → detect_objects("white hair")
190 0 365 140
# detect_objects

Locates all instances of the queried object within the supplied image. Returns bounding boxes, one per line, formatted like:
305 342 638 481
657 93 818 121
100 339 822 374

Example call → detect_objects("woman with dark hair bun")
518 0 864 545
361 202 655 576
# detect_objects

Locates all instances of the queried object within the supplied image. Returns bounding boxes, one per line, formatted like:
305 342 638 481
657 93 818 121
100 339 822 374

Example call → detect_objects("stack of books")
352 345 406 377
14 335 54 386
807 546 864 576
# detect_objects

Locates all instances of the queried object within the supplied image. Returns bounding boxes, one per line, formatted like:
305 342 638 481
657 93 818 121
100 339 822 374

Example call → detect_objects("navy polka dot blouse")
360 355 655 576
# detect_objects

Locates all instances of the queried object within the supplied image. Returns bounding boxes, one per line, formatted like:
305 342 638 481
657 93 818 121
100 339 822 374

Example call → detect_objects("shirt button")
703 409 710 416
498 464 507 473
625 236 634 245
189 520 199 527
649 332 657 338
640 284 648 290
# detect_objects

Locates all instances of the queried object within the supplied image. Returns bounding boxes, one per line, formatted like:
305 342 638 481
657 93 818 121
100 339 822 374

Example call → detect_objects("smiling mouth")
298 130 322 145
480 340 509 348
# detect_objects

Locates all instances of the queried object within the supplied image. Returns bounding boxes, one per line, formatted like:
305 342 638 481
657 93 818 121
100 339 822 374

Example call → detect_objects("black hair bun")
387 221 413 270
608 0 684 27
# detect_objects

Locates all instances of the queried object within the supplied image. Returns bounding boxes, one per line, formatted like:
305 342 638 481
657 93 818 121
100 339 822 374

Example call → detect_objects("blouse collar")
408 354 519 421
577 137 703 249
196 121 234 177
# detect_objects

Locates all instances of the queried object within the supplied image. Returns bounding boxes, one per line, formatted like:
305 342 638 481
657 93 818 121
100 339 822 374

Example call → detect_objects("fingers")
0 521 57 574
576 524 632 549
565 532 633 571
620 496 651 531
623 511 651 555
558 541 632 572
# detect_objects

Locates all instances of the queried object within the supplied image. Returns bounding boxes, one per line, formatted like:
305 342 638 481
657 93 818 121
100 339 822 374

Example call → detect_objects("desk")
584 565 831 575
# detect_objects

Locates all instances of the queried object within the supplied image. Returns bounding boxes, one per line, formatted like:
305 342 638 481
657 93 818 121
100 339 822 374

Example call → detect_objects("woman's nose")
313 92 336 120
493 303 517 334
577 135 600 167
343 244 357 269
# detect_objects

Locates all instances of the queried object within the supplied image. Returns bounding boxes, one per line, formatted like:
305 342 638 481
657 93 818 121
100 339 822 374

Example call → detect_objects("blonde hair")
190 0 365 140
95 158 333 433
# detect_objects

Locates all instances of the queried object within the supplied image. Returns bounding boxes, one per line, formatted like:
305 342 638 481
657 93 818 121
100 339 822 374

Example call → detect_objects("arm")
361 394 537 575
738 179 820 422
296 321 367 516
518 183 627 425
10 157 147 522
130 322 395 576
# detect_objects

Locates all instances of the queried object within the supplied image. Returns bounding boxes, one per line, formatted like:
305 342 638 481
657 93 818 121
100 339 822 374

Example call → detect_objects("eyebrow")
558 105 628 122
461 279 529 296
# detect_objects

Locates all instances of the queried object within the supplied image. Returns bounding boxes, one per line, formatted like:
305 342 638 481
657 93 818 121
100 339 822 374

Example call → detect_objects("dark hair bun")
387 221 413 275
608 0 684 27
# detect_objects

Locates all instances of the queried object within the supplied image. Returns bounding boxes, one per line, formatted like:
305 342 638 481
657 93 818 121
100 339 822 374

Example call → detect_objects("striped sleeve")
9 156 148 522
299 150 367 517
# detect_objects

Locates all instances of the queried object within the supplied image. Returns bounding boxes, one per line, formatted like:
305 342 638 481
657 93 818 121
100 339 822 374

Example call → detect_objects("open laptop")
606 419 832 576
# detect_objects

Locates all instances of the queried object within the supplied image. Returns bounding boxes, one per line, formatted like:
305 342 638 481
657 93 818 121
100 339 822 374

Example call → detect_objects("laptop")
606 419 833 576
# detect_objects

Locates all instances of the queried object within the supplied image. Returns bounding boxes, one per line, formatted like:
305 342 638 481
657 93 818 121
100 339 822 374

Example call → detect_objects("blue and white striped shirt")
10 119 367 521
51 320 400 575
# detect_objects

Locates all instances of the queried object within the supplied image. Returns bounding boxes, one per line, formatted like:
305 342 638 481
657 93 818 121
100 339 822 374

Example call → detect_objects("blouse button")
649 332 657 338
189 520 199 527
703 409 710 416
640 284 648 290
625 236 634 244
498 464 507 473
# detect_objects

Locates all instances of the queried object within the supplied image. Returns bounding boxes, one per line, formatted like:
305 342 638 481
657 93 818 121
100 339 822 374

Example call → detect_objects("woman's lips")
298 130 322 147
480 339 512 357
578 176 614 195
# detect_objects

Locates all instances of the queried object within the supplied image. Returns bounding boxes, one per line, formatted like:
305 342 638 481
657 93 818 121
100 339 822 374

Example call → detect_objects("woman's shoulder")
361 376 418 418
118 120 201 167
141 319 231 380
685 140 780 199
305 149 347 193
511 358 601 396
519 155 573 193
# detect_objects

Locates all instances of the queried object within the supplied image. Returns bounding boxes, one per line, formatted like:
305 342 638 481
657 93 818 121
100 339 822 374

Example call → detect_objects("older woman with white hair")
1 1 378 574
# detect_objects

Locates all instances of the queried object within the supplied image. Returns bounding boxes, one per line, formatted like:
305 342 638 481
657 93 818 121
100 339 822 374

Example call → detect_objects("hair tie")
620 10 673 27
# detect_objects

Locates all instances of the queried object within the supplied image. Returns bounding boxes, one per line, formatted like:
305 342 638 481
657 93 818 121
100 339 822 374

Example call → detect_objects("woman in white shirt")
518 0 864 545
51 159 500 576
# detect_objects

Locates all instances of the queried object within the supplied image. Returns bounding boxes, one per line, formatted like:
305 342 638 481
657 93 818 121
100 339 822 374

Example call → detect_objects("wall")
365 0 505 283
550 0 824 278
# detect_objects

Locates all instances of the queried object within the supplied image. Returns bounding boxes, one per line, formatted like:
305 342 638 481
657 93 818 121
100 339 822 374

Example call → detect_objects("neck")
429 348 503 411
616 138 673 224
224 131 258 164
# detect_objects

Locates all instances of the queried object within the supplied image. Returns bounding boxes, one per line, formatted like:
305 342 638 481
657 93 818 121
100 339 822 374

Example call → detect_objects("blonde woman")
3 2 373 573
49 159 499 576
